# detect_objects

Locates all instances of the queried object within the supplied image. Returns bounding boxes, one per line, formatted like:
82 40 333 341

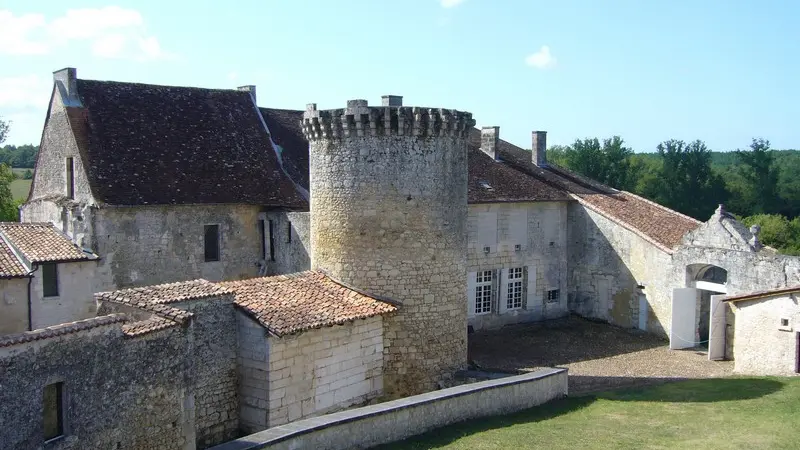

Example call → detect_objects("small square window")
204 225 220 262
42 263 59 297
782 318 790 327
43 382 64 441
779 317 792 331
546 289 560 303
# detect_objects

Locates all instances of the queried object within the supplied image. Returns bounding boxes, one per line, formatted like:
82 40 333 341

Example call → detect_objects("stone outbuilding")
725 286 800 376
0 222 98 335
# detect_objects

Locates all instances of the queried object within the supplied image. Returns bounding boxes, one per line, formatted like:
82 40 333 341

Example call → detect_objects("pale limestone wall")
236 312 270 433
567 203 672 336
211 368 568 450
91 205 263 291
265 316 384 427
306 106 470 397
0 278 30 335
262 210 310 276
467 202 568 330
732 295 800 375
30 260 98 330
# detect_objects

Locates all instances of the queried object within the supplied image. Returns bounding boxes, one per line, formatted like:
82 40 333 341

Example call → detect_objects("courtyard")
468 316 733 395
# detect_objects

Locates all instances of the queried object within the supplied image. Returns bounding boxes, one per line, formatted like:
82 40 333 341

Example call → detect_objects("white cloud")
440 0 466 8
0 7 172 61
525 45 557 69
0 75 51 109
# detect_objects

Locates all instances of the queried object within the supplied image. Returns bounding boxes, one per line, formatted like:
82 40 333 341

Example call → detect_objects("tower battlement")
301 99 475 140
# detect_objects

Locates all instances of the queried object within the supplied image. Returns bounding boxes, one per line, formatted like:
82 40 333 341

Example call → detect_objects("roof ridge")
620 190 702 225
79 78 252 94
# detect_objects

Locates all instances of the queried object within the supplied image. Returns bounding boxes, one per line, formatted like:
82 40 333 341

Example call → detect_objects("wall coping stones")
0 314 127 348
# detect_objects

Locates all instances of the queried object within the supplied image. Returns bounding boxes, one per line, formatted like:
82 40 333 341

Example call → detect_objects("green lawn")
379 378 800 450
10 179 31 201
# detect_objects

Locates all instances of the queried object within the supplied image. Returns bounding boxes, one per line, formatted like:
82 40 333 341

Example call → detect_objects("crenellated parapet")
301 99 475 140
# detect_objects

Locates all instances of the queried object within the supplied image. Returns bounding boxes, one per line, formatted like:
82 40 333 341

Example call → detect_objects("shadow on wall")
375 377 784 450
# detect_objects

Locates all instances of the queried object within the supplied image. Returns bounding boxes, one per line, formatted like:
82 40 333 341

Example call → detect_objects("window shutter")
467 272 477 317
499 268 509 314
526 265 537 309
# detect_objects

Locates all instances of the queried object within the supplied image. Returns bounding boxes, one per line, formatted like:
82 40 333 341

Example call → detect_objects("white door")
670 288 698 350
708 294 727 361
638 293 648 331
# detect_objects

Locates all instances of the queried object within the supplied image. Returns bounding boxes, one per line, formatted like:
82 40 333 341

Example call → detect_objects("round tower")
302 98 474 397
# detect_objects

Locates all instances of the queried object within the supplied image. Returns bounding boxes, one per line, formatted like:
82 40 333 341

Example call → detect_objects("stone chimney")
532 130 547 167
381 95 403 107
53 68 78 103
481 126 500 161
237 85 257 103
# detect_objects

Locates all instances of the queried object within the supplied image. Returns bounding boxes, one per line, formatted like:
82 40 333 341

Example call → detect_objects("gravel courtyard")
468 316 733 395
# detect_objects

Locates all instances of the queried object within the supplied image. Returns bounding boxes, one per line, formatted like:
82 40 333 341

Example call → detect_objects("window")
546 289 560 303
268 220 275 262
204 225 220 262
43 382 64 441
507 267 523 310
475 270 493 314
286 221 292 243
65 157 74 199
42 263 59 297
258 219 266 260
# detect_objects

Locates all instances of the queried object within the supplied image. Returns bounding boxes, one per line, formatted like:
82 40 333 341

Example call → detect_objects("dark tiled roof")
220 271 397 336
0 314 127 348
0 238 28 278
0 222 96 264
259 108 309 190
73 79 307 208
724 285 800 303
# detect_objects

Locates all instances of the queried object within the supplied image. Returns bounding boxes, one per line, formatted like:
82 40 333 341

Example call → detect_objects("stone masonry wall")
91 205 263 291
306 104 472 397
263 210 311 276
567 203 672 336
0 320 191 450
467 202 569 330
0 278 30 335
30 260 98 330
731 295 800 375
236 312 270 434
265 316 384 427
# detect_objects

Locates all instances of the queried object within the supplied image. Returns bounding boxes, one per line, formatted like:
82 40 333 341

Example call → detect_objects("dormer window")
479 180 494 191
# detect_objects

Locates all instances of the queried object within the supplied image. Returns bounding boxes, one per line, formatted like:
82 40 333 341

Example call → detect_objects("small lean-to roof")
0 238 28 278
70 79 306 208
95 279 231 305
0 222 97 265
220 271 397 336
723 285 800 304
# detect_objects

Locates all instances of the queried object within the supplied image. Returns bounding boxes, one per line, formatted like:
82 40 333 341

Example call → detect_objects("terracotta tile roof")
0 238 28 278
0 314 127 348
0 222 97 264
219 271 397 336
724 285 800 303
71 79 307 208
122 316 180 337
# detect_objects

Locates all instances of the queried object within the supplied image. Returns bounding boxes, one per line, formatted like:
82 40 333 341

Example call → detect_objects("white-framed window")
475 270 493 314
506 267 524 310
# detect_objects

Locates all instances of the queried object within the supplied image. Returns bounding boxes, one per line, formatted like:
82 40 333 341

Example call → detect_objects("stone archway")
671 264 728 358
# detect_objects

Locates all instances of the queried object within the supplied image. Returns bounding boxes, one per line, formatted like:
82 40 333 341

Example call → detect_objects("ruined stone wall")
262 210 310 276
731 295 800 375
29 260 98 330
0 278 31 335
265 316 384 427
0 319 191 450
567 203 672 336
91 204 263 291
467 202 568 330
305 103 473 397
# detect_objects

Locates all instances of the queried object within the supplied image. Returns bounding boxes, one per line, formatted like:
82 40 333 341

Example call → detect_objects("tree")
560 136 634 190
0 117 8 145
23 169 33 180
734 138 780 215
741 214 800 255
0 119 19 221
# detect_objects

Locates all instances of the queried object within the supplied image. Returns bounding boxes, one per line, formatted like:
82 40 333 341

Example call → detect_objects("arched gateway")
671 263 728 360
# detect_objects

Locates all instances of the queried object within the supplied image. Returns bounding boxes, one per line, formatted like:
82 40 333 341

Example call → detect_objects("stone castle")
1 67 800 449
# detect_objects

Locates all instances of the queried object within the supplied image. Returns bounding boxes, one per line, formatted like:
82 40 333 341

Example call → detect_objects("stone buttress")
301 98 474 397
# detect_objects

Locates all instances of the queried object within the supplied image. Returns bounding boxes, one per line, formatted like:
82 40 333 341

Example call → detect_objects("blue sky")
1 0 798 152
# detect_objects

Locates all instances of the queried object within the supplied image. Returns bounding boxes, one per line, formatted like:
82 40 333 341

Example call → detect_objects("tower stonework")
302 99 474 397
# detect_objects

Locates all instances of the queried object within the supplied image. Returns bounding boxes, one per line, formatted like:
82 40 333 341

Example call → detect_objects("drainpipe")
26 265 38 332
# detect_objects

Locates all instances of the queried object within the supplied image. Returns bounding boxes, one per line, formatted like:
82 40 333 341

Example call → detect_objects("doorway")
670 265 728 360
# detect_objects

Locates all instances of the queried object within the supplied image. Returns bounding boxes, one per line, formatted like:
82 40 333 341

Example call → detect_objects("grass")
10 179 31 201
377 377 800 450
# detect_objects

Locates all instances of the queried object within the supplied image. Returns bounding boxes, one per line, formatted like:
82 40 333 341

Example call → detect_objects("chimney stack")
381 95 403 107
53 68 78 102
481 126 500 161
532 130 547 167
237 85 257 104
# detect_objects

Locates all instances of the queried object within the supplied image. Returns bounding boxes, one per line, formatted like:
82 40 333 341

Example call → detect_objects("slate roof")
219 271 397 336
69 79 306 208
259 108 309 190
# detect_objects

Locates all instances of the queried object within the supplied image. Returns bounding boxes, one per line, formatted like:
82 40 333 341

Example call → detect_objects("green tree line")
0 118 22 221
548 136 800 255
0 144 39 169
